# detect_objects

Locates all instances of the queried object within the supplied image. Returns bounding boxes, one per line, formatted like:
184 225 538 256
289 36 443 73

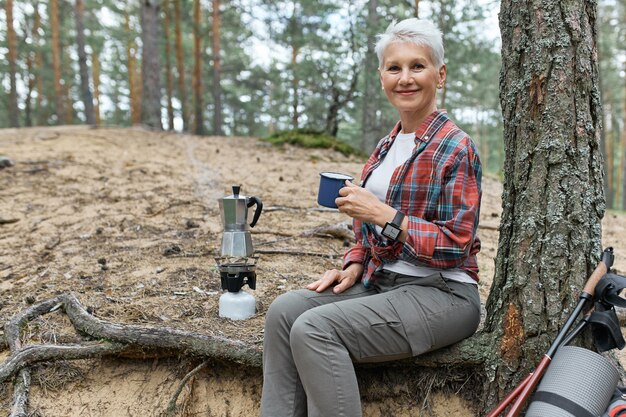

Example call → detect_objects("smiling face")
379 42 446 129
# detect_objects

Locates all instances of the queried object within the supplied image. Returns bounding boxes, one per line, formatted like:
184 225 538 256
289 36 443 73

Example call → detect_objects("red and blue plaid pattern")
343 110 482 286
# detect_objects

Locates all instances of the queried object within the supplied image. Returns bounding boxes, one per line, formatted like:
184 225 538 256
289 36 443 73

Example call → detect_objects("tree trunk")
50 0 65 124
25 52 34 127
141 0 163 130
483 0 605 408
211 0 223 136
63 45 74 125
620 63 626 210
75 0 95 125
163 0 175 130
414 0 420 17
360 0 381 153
173 0 188 131
6 0 20 127
93 50 102 127
125 13 141 126
33 4 45 126
291 43 299 129
192 0 204 135
601 77 615 209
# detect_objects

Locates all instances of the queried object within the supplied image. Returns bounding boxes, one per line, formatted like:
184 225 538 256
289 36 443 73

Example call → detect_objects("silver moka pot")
218 185 263 258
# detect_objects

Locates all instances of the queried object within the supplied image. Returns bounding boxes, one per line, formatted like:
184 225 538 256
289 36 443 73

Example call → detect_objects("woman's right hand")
306 263 363 294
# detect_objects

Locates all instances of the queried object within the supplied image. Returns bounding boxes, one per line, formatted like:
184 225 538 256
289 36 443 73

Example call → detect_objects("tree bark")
141 0 163 130
6 0 20 127
192 0 204 135
63 45 74 125
75 0 96 125
621 60 626 209
600 72 615 208
163 0 175 130
414 0 420 17
291 43 300 129
33 4 45 126
125 13 141 126
93 50 102 126
360 0 381 153
173 0 189 131
50 0 65 124
211 0 223 136
484 0 605 407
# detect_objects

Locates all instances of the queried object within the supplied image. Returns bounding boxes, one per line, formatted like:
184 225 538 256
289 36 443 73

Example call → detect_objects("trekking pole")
486 247 614 417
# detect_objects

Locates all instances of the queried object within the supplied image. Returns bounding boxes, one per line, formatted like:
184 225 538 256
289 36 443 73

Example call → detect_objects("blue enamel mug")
317 172 354 208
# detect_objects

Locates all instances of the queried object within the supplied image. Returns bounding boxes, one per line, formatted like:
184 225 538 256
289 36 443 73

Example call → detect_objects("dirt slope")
0 126 624 416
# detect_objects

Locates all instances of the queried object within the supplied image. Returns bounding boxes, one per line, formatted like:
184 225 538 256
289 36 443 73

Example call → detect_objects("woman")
260 18 482 417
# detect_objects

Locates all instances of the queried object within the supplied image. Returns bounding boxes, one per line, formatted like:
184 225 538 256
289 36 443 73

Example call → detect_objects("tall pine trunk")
602 83 615 208
141 0 163 130
620 63 626 210
173 0 188 131
75 0 95 125
6 0 20 127
483 0 605 407
50 0 64 124
360 0 380 153
192 0 203 135
211 0 223 136
291 43 299 129
93 50 102 126
163 0 175 130
125 13 141 125
63 45 74 125
33 4 45 125
414 0 420 17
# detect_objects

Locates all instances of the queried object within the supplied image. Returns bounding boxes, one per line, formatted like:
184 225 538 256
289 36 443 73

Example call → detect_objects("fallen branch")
255 249 341 258
255 222 354 247
263 206 339 213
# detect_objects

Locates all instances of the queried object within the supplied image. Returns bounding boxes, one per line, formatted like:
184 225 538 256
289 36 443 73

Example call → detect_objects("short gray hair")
375 18 444 69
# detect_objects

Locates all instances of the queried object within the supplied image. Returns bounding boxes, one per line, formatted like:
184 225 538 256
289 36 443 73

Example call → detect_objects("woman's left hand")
335 181 394 225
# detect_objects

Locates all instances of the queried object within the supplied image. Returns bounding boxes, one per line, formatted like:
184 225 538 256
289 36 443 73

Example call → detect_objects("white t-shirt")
364 132 477 285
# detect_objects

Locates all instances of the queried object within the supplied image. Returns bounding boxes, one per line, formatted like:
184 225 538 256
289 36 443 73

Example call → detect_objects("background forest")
0 0 624 208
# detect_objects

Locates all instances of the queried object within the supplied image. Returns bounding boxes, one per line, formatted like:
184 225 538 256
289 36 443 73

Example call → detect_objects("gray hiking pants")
259 271 481 417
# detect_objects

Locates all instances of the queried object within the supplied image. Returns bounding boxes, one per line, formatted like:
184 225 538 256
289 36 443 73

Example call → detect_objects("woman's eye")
388 65 400 71
412 64 424 70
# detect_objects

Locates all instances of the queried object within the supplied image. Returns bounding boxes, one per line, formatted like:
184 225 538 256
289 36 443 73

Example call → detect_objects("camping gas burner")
215 256 258 293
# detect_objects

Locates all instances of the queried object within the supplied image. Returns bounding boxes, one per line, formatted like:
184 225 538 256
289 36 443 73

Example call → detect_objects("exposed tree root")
0 292 262 415
0 292 489 415
164 360 209 417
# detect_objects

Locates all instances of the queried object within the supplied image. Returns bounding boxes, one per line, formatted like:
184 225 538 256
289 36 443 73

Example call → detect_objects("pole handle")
582 247 613 296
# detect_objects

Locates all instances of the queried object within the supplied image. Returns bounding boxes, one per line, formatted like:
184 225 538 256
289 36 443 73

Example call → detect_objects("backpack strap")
531 391 595 417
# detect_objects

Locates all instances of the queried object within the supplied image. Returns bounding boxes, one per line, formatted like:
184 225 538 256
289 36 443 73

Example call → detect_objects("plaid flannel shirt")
343 110 482 287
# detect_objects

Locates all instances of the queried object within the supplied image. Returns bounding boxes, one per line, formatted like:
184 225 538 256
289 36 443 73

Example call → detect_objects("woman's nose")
399 68 413 84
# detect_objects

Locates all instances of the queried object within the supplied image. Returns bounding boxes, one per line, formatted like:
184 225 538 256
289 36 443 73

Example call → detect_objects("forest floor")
0 125 625 416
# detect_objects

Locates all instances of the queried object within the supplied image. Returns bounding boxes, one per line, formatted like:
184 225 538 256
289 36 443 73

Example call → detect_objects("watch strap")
391 210 405 227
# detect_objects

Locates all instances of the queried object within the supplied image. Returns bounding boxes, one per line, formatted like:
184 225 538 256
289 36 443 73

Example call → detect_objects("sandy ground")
0 125 625 416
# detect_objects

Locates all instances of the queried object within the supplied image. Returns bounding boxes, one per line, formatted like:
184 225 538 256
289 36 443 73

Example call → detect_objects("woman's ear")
438 64 447 86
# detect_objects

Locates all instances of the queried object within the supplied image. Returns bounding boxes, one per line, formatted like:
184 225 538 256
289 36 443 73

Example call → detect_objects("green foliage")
261 128 365 157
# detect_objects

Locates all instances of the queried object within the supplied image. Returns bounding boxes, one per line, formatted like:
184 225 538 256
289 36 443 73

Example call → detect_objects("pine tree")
211 0 222 135
75 0 95 125
5 0 20 127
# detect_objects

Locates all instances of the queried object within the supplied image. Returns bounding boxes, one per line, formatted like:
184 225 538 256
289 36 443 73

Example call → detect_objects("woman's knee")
265 290 312 331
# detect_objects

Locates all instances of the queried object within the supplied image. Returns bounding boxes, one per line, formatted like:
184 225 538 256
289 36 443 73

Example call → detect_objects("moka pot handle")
247 196 263 228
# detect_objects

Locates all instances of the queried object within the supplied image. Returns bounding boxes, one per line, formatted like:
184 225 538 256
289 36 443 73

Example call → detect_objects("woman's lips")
396 90 418 96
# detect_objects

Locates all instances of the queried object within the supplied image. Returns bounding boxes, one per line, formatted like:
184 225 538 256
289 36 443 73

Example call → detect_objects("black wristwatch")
381 210 405 241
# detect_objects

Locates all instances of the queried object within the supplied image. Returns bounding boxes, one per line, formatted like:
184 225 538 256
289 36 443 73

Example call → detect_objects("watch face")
382 224 401 240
